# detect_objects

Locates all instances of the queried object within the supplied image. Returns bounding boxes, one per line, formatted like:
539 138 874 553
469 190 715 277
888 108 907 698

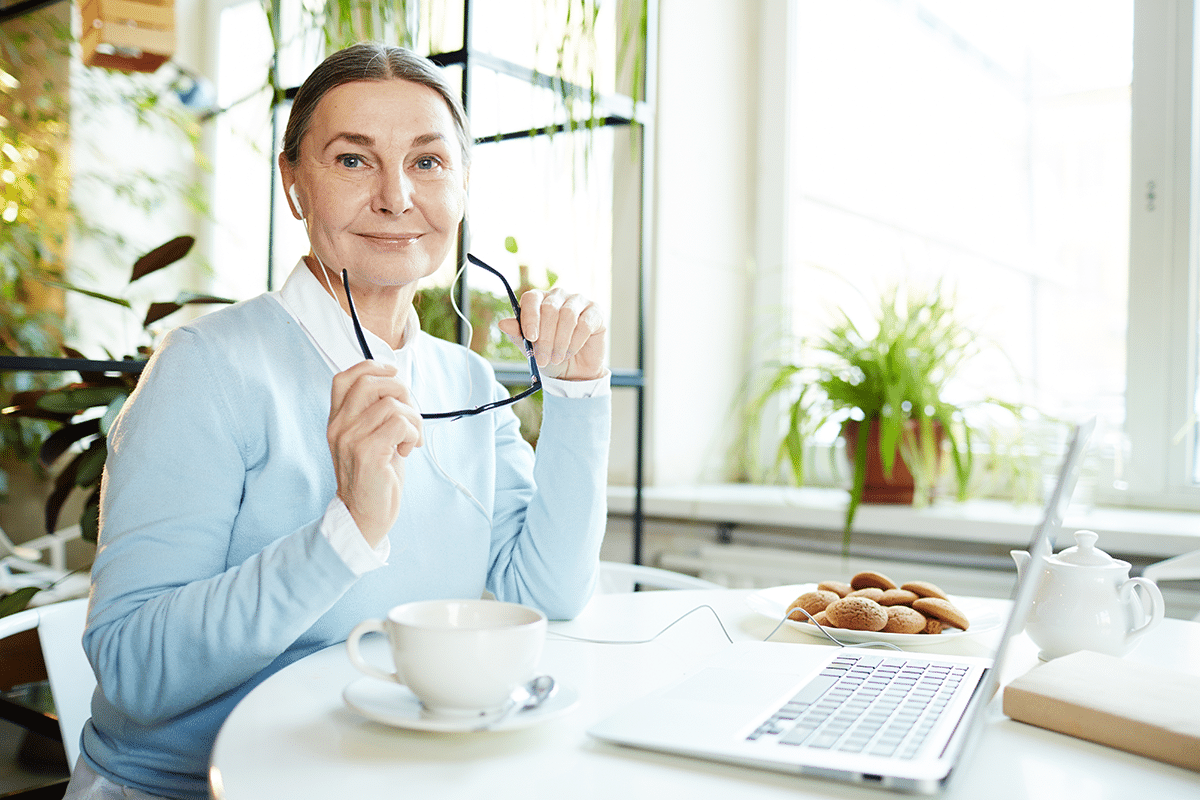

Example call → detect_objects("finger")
329 398 423 479
548 295 590 364
518 289 545 342
533 290 568 365
496 317 527 354
332 364 412 421
330 361 400 414
562 300 604 362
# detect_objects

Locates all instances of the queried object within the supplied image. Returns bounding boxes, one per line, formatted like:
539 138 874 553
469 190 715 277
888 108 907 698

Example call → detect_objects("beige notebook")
1002 649 1200 773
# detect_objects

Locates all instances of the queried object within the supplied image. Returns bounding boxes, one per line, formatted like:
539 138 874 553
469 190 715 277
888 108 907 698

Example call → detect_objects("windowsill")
606 484 1200 559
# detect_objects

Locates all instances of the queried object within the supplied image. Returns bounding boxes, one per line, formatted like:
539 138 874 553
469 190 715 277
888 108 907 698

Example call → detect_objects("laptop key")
785 672 845 708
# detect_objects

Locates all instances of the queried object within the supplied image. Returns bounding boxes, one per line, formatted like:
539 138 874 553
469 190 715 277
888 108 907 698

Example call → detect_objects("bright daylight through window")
781 1 1146 505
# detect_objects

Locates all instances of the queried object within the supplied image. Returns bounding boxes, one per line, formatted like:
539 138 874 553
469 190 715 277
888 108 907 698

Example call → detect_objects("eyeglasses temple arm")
341 269 375 361
465 253 541 386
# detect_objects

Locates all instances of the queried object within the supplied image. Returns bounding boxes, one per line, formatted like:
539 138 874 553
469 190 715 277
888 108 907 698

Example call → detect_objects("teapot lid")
1053 530 1115 566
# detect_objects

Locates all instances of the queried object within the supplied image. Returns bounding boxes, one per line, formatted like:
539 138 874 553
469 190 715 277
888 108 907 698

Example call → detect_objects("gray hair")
281 42 471 169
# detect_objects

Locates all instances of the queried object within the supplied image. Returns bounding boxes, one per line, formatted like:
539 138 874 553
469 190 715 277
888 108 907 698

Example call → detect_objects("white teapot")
1011 529 1164 661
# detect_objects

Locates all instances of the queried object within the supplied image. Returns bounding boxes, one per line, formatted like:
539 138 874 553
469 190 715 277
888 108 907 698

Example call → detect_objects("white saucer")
342 678 579 732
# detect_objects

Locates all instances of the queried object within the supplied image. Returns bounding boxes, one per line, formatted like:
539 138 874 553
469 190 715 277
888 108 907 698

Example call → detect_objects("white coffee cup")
345 599 547 717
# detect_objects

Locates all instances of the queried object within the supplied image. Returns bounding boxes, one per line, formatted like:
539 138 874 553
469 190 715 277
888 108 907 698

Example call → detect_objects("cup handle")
345 618 400 683
1122 577 1165 642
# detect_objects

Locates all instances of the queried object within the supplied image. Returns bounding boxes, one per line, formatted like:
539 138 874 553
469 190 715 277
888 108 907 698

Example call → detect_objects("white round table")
209 588 1200 800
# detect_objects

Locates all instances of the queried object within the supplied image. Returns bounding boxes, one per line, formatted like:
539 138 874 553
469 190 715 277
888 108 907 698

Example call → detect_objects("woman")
64 43 610 800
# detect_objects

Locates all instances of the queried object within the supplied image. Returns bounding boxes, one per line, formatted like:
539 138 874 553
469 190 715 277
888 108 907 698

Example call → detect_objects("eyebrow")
324 131 450 151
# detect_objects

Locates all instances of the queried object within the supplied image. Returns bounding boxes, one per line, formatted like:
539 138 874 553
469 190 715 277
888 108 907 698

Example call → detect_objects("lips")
358 232 423 244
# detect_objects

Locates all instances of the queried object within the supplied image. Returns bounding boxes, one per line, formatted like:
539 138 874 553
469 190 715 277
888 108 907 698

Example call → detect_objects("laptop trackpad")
662 667 802 707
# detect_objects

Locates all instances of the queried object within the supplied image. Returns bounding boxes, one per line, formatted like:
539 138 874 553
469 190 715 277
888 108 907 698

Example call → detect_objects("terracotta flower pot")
841 418 945 505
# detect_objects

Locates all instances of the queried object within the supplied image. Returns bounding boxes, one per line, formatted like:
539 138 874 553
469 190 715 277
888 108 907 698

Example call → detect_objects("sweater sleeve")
485 389 611 620
83 327 358 725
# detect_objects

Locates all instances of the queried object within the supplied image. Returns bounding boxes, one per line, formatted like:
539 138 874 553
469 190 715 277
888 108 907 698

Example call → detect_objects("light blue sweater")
78 295 610 799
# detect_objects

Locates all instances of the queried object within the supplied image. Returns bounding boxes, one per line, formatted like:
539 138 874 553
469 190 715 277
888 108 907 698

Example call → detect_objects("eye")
336 154 365 169
415 156 441 171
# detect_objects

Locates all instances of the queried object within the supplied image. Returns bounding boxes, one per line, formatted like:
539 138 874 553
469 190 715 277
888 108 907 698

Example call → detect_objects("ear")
278 153 303 221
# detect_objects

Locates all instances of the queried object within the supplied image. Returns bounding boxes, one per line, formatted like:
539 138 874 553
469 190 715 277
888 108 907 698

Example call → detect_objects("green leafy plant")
0 7 213 504
747 283 1025 553
0 16 75 494
1 236 234 543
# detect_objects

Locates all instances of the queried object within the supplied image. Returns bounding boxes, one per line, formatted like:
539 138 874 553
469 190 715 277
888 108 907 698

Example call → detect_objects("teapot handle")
1121 577 1165 643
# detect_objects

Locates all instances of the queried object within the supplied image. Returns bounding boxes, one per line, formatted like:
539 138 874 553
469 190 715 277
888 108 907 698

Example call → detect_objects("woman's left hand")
497 287 607 381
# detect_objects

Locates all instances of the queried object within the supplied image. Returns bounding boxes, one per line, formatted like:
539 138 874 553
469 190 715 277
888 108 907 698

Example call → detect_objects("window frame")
1123 0 1200 509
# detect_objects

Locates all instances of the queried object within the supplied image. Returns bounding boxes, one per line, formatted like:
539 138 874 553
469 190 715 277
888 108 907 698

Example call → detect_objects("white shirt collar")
272 258 417 382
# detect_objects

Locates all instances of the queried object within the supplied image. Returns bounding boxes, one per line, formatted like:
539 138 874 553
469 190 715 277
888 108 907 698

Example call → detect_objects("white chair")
0 597 93 770
597 561 725 593
0 523 87 602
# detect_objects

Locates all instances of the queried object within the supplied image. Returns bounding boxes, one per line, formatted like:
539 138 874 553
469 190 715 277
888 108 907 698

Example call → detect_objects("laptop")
588 419 1095 794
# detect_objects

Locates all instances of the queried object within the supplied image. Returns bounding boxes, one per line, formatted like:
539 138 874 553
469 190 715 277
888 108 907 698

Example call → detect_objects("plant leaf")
0 586 41 618
142 302 182 327
36 278 133 308
131 235 195 282
74 439 107 488
1 390 74 423
99 393 128 436
45 451 83 533
844 420 871 557
37 416 101 469
81 485 101 544
174 292 236 306
36 385 127 415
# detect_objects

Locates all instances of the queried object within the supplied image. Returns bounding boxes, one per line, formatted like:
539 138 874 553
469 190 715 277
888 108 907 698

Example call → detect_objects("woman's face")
281 79 467 292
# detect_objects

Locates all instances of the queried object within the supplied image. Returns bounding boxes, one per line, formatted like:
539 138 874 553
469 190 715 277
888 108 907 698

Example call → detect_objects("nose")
374 167 414 216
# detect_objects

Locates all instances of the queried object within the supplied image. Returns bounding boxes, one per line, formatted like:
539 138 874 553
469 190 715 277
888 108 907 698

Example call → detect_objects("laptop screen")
943 417 1094 785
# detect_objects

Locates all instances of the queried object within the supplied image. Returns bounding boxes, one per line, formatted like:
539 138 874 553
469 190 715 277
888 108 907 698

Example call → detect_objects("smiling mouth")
359 233 422 244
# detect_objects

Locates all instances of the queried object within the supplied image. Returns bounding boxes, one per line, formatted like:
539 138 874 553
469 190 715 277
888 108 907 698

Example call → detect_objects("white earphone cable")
296 193 489 520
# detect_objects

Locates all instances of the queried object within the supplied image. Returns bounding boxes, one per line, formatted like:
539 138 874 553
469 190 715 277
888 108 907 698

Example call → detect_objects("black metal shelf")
0 0 652 566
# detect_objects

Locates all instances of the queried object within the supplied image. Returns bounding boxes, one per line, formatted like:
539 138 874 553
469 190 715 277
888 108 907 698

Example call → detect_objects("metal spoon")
476 675 556 730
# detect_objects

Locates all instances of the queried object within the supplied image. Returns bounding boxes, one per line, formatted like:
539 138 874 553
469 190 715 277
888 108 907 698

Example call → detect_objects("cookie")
787 590 838 621
848 587 885 601
817 580 852 598
882 605 926 634
803 610 832 627
901 580 949 601
825 596 888 632
912 597 969 630
850 571 898 591
878 588 920 606
922 617 944 635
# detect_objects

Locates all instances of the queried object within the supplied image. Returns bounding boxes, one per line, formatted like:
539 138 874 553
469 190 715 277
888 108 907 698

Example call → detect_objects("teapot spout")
1011 549 1030 580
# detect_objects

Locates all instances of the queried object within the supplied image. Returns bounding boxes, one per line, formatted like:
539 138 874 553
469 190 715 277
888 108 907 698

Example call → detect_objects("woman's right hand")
327 361 424 547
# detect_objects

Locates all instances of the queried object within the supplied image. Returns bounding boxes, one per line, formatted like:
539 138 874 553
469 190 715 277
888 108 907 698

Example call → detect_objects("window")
774 1 1200 510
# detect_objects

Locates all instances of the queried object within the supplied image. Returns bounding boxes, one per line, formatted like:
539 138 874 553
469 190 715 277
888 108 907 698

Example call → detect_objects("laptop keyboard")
745 653 973 760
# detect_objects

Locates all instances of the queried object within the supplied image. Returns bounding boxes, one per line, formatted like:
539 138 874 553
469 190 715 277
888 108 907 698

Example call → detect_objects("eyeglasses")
341 253 542 420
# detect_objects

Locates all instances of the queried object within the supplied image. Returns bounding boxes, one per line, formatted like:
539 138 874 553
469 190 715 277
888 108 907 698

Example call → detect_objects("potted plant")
747 282 1022 553
1 235 234 544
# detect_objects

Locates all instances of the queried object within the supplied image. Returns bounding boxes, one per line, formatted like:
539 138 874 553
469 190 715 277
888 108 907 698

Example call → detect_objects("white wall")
645 1 770 485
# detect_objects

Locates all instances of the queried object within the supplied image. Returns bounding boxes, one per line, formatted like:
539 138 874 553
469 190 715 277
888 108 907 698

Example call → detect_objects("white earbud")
288 185 304 220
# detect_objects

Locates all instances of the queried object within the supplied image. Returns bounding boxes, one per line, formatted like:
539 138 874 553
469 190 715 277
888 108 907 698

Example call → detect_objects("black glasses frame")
341 253 542 420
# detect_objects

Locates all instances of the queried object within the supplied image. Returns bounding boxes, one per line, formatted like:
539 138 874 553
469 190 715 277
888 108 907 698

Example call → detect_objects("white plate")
343 678 579 732
746 583 1005 646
